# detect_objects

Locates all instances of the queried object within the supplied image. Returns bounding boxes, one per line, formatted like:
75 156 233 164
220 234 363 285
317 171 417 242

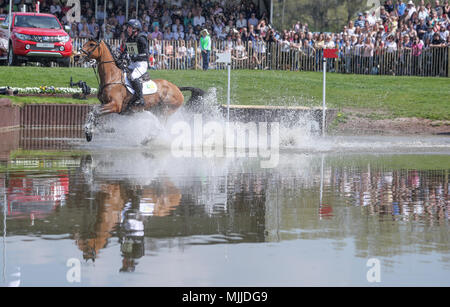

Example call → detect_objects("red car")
0 12 72 66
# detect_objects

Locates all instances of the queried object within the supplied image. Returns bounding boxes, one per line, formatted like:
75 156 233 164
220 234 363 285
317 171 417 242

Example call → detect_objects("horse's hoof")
85 132 93 142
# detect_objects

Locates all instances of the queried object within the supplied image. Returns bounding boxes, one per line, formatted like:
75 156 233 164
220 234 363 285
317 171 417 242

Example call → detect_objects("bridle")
79 38 101 58
79 39 115 66
79 39 128 102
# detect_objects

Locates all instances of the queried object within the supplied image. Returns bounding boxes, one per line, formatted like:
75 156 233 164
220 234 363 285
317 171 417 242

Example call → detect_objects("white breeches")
128 61 148 80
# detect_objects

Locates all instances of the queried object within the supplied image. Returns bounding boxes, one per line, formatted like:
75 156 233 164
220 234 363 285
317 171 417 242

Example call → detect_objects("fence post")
447 46 449 77
194 40 198 70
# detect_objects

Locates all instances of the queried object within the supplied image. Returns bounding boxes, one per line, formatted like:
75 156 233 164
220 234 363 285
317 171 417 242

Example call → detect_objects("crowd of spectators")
1 0 449 73
275 0 450 74
279 0 450 54
2 0 449 51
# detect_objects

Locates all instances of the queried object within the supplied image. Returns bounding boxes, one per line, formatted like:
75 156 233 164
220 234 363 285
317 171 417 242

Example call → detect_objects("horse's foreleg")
84 105 102 142
84 102 122 142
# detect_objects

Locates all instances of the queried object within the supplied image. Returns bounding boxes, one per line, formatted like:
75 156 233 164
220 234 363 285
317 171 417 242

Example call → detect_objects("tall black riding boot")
130 79 145 106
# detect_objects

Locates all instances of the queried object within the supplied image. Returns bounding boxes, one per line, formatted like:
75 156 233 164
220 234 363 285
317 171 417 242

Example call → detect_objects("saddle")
139 72 151 82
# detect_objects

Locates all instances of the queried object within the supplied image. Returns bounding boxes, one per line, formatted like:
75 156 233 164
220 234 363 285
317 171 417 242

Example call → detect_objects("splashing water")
79 90 450 154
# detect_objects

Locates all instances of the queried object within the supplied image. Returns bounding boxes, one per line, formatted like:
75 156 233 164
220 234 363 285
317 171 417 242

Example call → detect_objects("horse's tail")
178 87 206 111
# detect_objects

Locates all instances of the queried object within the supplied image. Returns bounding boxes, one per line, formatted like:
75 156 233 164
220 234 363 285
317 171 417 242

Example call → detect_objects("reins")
82 39 128 100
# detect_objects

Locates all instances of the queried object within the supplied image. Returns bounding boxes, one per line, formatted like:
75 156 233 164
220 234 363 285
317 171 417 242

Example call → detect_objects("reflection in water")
0 149 449 284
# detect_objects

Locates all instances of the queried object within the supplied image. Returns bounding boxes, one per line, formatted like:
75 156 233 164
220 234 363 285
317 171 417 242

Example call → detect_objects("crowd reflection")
1 153 449 273
330 167 449 223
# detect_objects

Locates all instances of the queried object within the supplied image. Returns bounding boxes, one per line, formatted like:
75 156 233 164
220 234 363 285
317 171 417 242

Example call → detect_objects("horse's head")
76 38 102 64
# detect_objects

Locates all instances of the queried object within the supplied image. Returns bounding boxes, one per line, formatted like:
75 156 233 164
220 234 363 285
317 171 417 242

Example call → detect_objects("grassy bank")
1 66 449 120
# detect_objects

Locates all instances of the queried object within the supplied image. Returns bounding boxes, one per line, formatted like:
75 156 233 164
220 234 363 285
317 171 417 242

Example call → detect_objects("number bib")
126 43 139 55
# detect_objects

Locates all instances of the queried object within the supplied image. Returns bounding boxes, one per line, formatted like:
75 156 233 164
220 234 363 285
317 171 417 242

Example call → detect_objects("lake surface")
0 130 449 286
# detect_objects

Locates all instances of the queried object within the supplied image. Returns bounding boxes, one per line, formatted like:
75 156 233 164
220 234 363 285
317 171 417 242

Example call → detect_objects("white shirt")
171 0 182 8
367 15 376 26
248 17 259 27
172 23 183 33
418 10 429 20
386 41 397 52
236 18 247 29
407 6 416 18
193 15 206 27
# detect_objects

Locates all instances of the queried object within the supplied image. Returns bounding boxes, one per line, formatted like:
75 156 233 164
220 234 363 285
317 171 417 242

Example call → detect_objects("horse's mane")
102 40 121 64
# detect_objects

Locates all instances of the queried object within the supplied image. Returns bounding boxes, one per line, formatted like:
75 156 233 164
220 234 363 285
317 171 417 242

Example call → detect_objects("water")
1 97 450 286
1 132 449 286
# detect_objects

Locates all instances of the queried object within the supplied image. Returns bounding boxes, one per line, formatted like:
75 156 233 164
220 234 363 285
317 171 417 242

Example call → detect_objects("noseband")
80 39 100 58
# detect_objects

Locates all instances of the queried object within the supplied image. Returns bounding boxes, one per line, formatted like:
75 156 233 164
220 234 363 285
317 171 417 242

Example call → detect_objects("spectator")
200 29 211 70
438 23 449 40
397 0 407 16
236 13 247 30
79 23 92 39
430 31 445 45
248 13 259 27
406 1 417 18
185 26 197 40
172 18 183 34
117 9 125 26
163 26 174 40
50 0 62 18
193 9 206 27
184 11 194 28
355 13 365 28
151 25 162 40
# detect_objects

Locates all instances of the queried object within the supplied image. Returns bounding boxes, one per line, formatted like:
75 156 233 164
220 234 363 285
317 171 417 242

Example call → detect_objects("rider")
124 19 149 106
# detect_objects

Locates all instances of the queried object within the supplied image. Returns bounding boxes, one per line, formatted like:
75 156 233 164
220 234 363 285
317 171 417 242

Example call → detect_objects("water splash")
78 90 450 154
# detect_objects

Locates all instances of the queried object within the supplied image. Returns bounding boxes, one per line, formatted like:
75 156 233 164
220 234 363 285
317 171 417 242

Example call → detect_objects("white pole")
270 0 273 25
322 57 326 137
320 154 324 204
2 179 7 283
95 0 98 22
103 0 107 39
8 0 12 38
227 63 231 122
126 0 129 22
136 0 139 20
319 154 324 220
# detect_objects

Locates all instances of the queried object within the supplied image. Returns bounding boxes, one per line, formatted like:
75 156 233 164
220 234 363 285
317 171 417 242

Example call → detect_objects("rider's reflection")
76 178 182 271
119 202 145 273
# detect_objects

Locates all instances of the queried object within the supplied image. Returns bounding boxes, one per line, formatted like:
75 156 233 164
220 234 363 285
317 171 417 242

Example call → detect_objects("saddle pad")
142 80 158 95
124 72 157 95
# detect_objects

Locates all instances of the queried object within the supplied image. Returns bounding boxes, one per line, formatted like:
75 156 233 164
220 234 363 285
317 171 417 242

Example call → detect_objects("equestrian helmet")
127 19 142 31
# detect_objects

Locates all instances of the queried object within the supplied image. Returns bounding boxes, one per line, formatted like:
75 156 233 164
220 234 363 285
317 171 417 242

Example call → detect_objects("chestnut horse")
77 39 204 142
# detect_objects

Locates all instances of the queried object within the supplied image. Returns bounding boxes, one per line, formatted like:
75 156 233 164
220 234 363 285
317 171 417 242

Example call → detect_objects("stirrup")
131 94 145 106
135 97 145 106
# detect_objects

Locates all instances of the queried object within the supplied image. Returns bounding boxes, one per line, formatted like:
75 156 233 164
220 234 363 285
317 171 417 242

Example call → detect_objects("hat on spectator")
201 29 209 35
407 1 414 5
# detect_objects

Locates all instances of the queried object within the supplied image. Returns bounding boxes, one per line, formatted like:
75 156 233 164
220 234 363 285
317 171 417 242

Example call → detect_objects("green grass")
0 66 449 120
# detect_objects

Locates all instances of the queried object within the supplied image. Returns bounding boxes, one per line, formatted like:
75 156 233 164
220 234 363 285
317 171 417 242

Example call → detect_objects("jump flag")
324 48 338 59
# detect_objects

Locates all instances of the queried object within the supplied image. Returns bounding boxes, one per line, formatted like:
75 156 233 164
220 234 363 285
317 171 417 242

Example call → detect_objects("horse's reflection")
75 178 181 271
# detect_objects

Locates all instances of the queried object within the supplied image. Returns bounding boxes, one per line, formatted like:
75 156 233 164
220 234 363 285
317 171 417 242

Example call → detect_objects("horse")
75 180 181 263
76 38 205 142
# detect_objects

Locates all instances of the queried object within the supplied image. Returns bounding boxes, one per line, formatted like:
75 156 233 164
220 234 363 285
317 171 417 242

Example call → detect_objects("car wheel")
7 44 19 66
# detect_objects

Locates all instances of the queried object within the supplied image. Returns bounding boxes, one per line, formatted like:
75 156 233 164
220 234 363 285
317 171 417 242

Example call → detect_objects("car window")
14 15 61 29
